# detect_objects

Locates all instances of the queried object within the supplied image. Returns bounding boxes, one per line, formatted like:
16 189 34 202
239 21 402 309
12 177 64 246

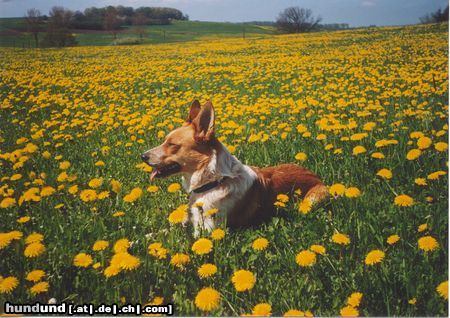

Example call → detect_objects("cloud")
361 1 376 7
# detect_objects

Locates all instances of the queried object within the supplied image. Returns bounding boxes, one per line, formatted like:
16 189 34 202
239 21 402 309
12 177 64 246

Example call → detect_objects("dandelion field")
0 23 448 316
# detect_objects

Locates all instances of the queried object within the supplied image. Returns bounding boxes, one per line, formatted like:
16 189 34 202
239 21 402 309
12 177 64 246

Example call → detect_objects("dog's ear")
186 100 201 123
193 101 215 142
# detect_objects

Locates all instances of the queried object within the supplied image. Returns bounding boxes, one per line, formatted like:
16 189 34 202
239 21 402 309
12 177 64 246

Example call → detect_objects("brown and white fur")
141 100 329 235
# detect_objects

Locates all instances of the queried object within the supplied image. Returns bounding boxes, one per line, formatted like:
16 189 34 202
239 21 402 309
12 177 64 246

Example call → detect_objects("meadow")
0 23 448 316
0 19 275 47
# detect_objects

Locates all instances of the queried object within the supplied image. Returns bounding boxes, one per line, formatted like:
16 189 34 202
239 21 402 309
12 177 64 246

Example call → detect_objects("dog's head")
141 100 216 180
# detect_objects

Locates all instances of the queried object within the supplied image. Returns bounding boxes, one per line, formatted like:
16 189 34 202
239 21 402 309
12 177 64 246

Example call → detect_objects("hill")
0 19 276 47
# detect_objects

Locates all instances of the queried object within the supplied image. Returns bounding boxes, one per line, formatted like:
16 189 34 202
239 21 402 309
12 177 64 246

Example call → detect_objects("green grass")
0 19 276 47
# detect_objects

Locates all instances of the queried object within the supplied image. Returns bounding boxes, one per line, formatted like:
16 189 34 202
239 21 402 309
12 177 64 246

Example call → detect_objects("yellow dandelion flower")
298 198 312 214
417 137 432 149
79 189 97 202
376 168 392 179
277 194 289 203
0 276 19 294
310 244 326 255
25 232 43 244
192 238 213 255
252 303 272 316
194 287 220 312
329 183 346 196
434 142 448 152
123 187 143 203
352 145 366 155
88 178 103 188
365 249 385 265
0 197 16 208
436 281 448 300
198 263 218 278
252 238 269 251
193 202 204 208
418 236 439 252
394 194 414 207
59 161 71 169
24 242 46 257
10 173 22 181
414 178 427 186
26 270 45 282
284 309 305 317
98 191 110 200
112 252 140 271
347 292 363 307
17 216 31 223
168 205 188 224
8 231 23 241
147 185 158 193
167 183 181 193
205 208 219 216
332 233 350 245
104 265 121 278
211 228 225 240
73 253 93 267
371 152 385 159
111 179 122 193
340 305 358 317
148 242 168 259
418 223 428 232
95 160 105 167
345 187 361 198
406 149 421 160
295 152 307 161
231 269 256 292
114 238 130 253
149 296 164 306
387 235 400 245
40 186 56 197
427 170 446 180
408 298 417 305
68 185 78 194
92 240 109 251
30 281 49 295
295 250 317 267
113 211 125 217
170 253 190 268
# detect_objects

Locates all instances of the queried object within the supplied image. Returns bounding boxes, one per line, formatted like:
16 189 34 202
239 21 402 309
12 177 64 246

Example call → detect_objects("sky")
0 0 448 27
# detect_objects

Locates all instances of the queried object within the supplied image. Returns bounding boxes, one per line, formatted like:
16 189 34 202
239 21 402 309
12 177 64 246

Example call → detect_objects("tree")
276 7 322 33
420 5 449 24
25 8 43 48
132 12 148 40
42 6 77 47
103 6 122 39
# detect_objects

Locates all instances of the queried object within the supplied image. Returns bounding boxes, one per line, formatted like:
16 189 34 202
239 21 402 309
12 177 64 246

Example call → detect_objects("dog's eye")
167 142 179 147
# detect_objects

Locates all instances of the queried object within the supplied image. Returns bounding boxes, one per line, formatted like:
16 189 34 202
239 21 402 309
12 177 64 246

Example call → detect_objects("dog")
141 100 329 234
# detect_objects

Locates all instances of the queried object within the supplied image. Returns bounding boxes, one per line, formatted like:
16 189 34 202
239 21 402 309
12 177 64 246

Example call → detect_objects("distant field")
0 19 276 47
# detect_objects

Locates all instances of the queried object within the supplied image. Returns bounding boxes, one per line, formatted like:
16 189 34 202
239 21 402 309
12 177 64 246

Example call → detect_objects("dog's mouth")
148 162 182 181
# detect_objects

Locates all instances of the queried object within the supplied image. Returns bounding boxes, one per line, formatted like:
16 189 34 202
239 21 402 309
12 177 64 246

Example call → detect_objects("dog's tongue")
150 169 158 181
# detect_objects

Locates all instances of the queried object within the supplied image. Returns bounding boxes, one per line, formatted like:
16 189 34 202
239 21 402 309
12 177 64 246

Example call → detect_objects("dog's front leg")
190 206 216 237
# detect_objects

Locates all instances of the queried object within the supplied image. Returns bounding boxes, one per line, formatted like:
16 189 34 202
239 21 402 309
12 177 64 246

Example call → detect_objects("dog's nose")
141 153 148 161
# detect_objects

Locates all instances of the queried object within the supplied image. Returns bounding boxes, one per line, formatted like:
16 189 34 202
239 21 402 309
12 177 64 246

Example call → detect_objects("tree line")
25 6 188 47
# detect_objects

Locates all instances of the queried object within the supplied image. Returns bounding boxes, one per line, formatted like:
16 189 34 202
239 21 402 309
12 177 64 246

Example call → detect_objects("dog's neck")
181 142 241 193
